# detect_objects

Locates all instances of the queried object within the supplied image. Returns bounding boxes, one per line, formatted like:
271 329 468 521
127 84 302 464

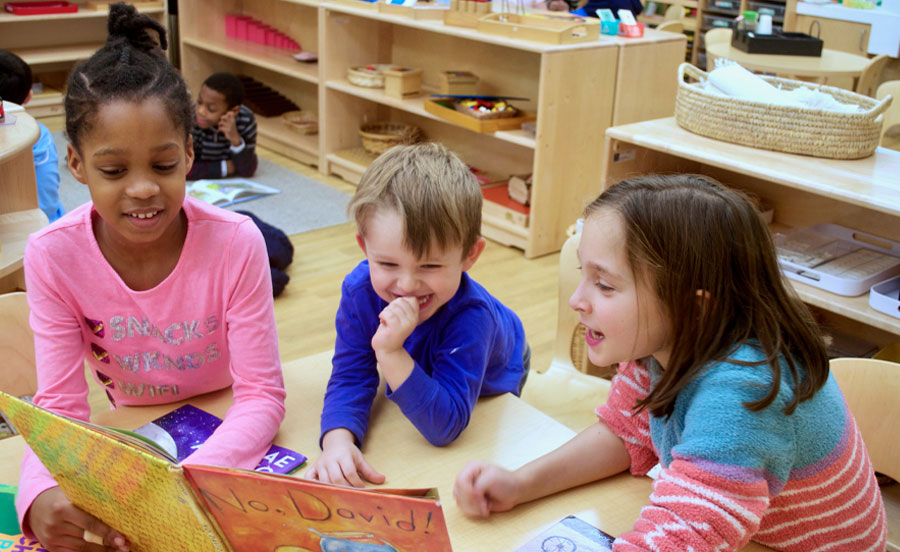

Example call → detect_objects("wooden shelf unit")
178 0 683 257
178 0 320 166
0 3 167 119
602 117 900 344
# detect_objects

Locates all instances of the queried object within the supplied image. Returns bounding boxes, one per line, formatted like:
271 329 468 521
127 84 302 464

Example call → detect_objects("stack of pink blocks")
225 14 301 50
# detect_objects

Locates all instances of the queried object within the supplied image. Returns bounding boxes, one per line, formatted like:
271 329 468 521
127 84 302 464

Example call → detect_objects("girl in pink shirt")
17 4 285 550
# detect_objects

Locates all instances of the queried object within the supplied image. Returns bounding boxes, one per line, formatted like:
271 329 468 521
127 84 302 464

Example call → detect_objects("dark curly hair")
64 2 192 153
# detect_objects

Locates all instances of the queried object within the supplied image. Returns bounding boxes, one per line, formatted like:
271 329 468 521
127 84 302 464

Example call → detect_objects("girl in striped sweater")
454 174 886 551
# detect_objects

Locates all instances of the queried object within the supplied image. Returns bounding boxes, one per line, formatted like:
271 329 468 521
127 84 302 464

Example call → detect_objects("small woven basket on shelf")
358 122 423 155
281 110 318 135
347 64 394 88
675 63 891 160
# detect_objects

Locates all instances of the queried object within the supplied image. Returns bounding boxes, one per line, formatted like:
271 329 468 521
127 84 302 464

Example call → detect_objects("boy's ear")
230 104 241 115
461 237 487 272
356 232 368 256
66 144 88 185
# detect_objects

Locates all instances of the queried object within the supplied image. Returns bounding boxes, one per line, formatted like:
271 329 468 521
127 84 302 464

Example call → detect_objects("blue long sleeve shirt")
321 260 528 447
34 122 64 223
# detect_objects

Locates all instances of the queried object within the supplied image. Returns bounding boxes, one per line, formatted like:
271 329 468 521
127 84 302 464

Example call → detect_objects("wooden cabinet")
602 117 900 345
792 15 870 55
0 2 167 118
178 0 683 257
0 109 49 292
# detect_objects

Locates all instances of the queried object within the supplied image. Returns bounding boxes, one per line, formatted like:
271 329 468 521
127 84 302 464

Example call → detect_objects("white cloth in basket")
703 61 862 113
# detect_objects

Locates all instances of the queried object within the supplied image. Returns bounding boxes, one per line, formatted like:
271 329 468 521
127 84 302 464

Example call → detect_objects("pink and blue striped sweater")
597 344 886 551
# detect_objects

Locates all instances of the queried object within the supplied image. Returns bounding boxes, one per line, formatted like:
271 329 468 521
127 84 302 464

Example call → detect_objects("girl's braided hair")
64 2 192 153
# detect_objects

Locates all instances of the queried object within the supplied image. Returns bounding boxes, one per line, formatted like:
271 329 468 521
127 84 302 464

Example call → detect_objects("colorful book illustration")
515 515 614 552
1 532 48 552
186 178 281 207
134 404 306 475
0 391 452 552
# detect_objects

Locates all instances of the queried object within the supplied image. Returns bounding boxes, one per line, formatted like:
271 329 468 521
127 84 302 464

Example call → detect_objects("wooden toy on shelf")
477 11 601 44
238 75 301 118
508 173 533 205
438 71 479 95
424 96 536 133
225 14 300 50
382 67 423 98
444 0 491 28
378 0 449 20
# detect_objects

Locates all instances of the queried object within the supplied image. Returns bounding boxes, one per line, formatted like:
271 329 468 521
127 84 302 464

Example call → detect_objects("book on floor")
186 178 281 207
0 391 452 552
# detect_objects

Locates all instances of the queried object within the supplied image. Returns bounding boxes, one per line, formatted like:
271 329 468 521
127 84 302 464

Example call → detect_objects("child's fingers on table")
357 457 386 485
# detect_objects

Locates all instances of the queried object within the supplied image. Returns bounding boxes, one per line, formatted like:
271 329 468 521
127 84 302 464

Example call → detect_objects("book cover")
187 178 281 207
516 515 614 552
1 531 49 552
134 404 306 475
0 392 453 552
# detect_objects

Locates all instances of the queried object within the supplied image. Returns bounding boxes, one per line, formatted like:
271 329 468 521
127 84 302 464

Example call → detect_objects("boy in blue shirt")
307 142 529 488
0 49 64 223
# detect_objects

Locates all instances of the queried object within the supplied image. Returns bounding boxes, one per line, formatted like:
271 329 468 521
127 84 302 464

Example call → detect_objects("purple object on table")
134 404 306 474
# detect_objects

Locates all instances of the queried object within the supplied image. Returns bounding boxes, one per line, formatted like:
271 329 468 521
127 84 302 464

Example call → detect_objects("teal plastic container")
0 484 19 534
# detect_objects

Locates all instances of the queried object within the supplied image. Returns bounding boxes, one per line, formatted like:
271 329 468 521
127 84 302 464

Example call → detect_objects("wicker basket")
347 64 395 88
281 110 318 135
358 122 423 155
675 63 891 160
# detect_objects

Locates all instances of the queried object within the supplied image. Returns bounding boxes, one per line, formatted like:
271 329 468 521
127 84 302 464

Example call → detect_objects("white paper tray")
777 224 900 297
869 275 900 320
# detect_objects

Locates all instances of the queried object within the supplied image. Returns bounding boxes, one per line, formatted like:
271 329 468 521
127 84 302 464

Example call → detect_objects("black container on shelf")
731 28 823 56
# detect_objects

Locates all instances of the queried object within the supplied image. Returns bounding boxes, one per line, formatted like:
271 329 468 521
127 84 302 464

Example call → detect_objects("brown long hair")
586 174 829 418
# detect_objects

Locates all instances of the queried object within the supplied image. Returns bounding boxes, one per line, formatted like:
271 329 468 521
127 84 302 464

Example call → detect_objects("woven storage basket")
675 63 891 160
358 122 423 155
281 110 318 135
347 64 394 88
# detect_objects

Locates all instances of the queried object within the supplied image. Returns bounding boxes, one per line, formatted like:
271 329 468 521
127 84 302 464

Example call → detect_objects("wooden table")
0 108 47 292
0 350 771 550
704 42 869 86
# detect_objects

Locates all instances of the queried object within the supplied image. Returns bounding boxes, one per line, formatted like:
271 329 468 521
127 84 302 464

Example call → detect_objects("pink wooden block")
225 14 238 37
265 28 277 46
249 22 265 44
287 39 300 50
235 16 250 40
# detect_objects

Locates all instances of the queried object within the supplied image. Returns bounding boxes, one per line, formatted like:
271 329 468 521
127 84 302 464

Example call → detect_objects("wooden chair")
876 80 900 148
657 20 684 34
0 292 37 398
830 357 900 550
520 232 612 431
856 54 891 98
704 28 733 70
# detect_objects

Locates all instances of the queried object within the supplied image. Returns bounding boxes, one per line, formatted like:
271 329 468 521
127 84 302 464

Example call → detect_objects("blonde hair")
586 174 828 418
348 142 482 258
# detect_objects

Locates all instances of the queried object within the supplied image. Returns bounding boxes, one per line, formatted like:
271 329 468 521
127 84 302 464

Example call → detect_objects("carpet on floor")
52 131 349 236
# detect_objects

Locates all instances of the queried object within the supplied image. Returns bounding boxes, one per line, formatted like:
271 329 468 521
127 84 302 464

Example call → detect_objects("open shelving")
0 3 167 118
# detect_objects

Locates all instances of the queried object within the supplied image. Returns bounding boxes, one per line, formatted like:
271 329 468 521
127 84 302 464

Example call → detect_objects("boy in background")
306 143 529 488
187 71 258 180
0 49 64 223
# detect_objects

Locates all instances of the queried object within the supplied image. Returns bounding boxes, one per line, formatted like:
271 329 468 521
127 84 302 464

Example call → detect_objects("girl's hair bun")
106 2 168 53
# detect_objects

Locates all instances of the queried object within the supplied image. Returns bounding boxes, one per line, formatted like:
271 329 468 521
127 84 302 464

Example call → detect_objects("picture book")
516 515 614 552
186 178 281 207
1 532 48 552
0 391 453 552
134 404 306 475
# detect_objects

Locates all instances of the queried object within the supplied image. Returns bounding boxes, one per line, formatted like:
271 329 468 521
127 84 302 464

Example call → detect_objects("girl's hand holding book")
28 487 130 552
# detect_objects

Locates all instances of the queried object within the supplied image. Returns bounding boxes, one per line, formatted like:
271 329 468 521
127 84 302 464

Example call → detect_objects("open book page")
187 178 281 207
0 392 228 552
183 465 453 551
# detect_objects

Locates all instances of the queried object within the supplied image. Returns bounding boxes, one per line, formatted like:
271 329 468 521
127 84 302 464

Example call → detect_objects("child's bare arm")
28 487 130 552
306 428 385 488
454 421 630 517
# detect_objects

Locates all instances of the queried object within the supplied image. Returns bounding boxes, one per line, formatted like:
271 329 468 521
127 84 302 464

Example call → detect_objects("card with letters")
516 515 614 552
134 404 306 475
0 391 452 552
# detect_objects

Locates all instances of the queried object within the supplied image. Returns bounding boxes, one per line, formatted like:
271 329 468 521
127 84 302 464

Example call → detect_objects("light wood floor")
39 116 562 414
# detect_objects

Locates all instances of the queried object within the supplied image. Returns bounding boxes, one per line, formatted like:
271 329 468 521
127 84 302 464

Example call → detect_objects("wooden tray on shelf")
425 99 536 134
85 0 164 10
476 12 600 44
378 0 449 19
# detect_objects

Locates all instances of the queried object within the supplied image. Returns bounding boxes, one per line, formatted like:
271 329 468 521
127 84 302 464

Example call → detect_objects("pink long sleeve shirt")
16 197 286 535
